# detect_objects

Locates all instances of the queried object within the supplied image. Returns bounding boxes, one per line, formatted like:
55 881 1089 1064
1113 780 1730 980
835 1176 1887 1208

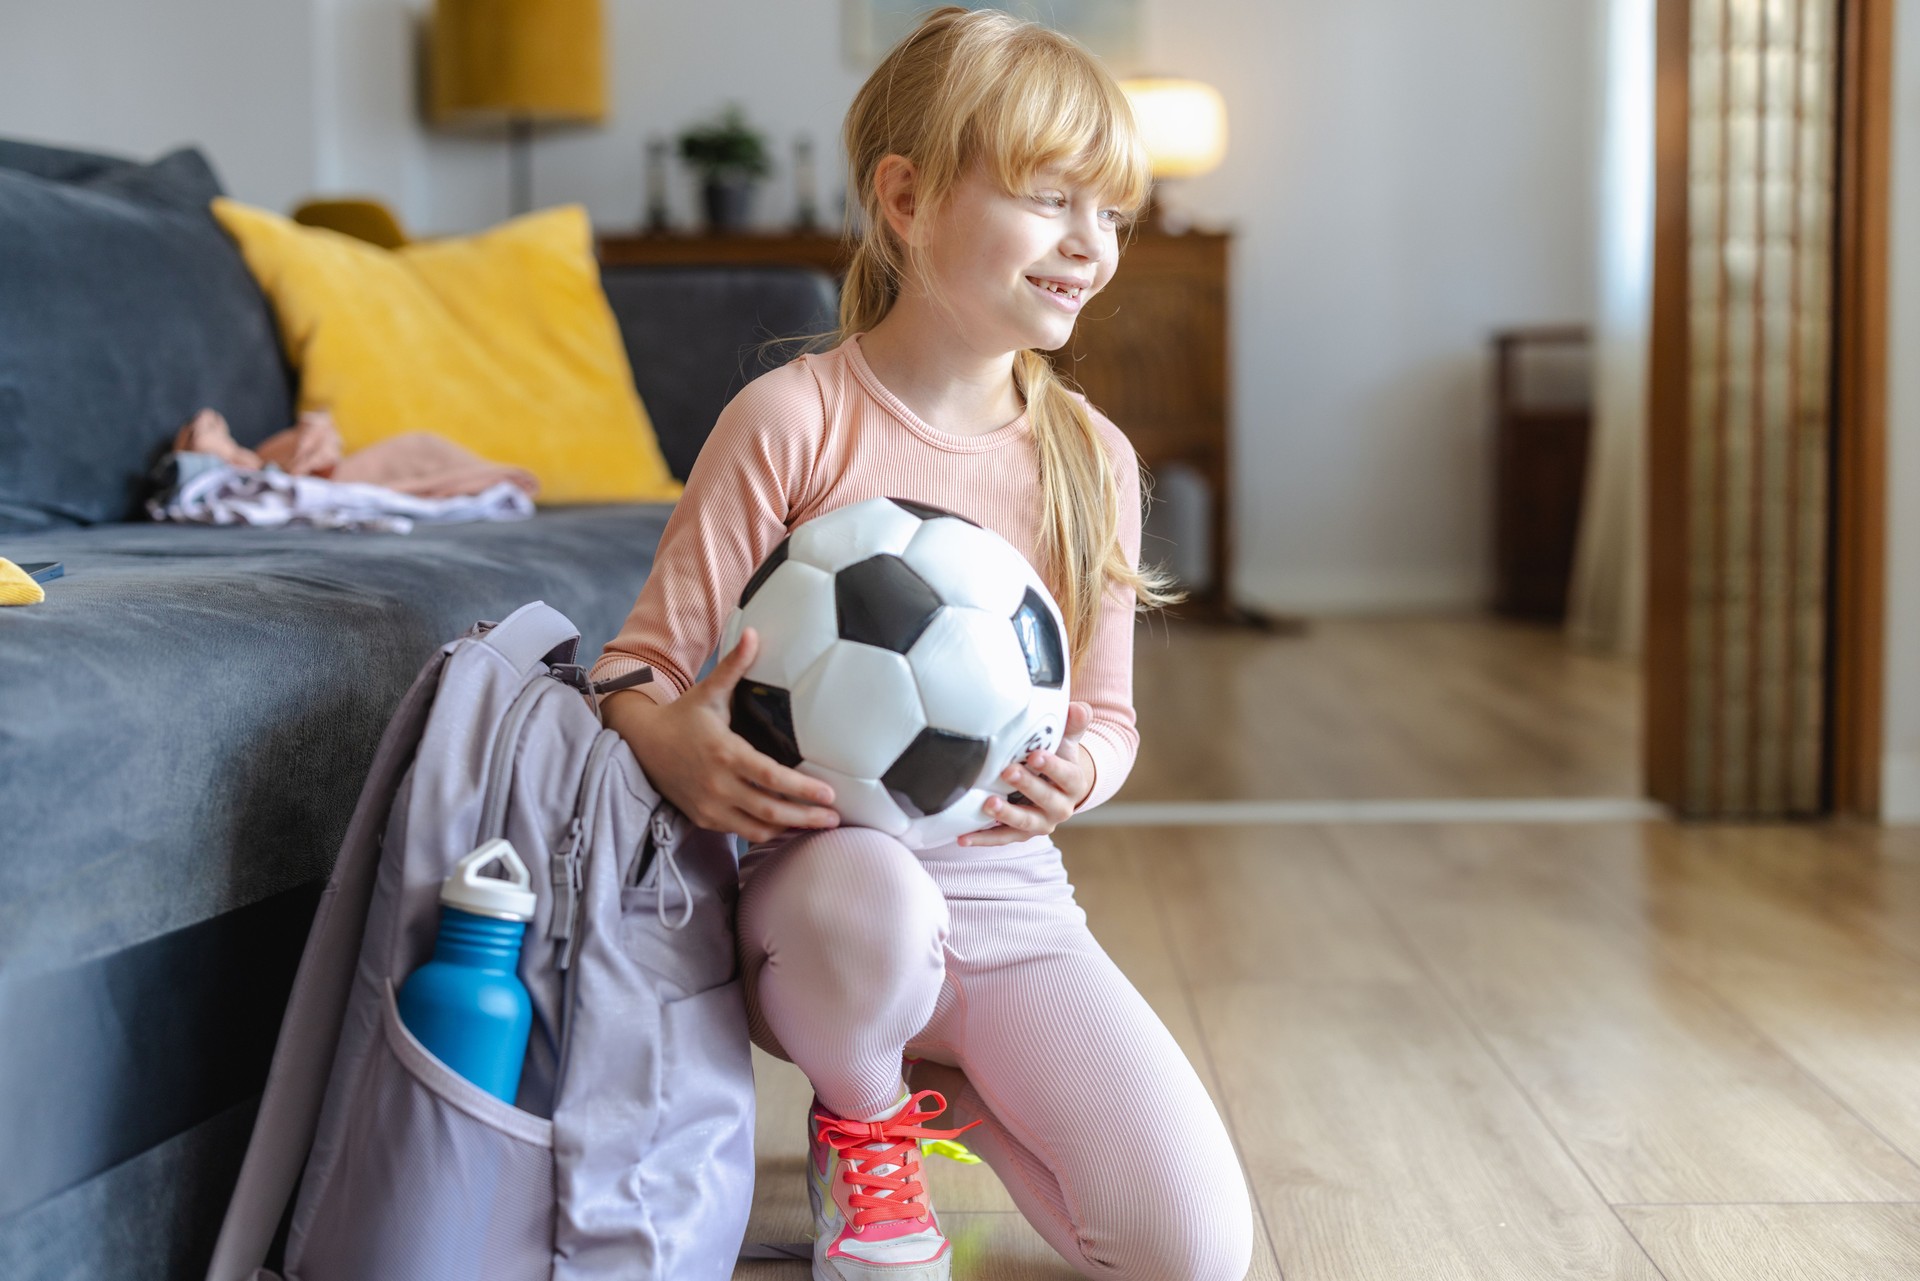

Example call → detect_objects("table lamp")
428 0 608 216
1118 77 1228 233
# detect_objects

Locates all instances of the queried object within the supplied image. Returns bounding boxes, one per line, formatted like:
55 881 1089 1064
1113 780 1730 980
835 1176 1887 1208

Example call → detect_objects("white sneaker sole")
811 1238 953 1281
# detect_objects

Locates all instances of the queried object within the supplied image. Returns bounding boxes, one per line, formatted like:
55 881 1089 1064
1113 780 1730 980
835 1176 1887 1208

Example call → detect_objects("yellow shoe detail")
920 1138 981 1165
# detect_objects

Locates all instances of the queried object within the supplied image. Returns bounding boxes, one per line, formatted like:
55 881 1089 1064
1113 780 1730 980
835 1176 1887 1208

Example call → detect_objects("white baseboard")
1883 751 1920 823
1071 798 1665 826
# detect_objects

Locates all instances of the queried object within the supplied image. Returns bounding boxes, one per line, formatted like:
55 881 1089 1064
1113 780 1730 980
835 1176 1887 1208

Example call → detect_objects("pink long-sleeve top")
589 332 1142 815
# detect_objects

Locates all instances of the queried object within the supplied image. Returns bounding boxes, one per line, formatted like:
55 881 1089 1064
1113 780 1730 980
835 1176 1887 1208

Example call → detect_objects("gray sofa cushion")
0 506 673 976
0 143 293 531
0 137 139 183
0 1096 259 1281
603 264 838 479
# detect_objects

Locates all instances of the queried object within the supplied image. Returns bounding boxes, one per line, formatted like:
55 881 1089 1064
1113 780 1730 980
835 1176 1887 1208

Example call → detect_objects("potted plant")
677 104 772 233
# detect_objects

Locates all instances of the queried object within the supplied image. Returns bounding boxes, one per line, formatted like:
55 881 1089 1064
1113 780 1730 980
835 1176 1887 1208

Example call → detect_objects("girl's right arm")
602 630 837 843
594 359 839 841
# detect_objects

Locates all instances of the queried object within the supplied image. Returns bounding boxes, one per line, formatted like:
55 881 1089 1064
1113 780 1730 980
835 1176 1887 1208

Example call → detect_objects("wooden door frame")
1644 0 1892 816
1644 0 1691 809
1829 0 1892 817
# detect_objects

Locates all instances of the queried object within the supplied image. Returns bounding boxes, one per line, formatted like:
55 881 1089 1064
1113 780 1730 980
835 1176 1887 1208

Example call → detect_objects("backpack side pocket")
287 982 554 1281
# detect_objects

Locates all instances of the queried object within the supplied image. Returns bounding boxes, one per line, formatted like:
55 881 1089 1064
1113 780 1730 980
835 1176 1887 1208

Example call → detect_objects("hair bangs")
970 40 1151 219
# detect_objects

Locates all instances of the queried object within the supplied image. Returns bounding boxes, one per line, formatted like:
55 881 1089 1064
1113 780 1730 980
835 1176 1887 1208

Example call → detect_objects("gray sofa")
0 138 837 1280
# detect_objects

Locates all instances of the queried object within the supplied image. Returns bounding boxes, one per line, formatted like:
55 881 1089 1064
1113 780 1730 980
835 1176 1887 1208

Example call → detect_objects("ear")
873 154 919 245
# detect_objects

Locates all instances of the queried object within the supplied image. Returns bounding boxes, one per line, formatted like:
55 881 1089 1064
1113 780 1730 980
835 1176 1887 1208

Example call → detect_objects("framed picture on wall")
842 0 1142 68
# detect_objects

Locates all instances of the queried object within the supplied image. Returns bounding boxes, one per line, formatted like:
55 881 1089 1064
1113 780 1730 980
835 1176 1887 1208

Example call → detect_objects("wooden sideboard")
598 228 1239 616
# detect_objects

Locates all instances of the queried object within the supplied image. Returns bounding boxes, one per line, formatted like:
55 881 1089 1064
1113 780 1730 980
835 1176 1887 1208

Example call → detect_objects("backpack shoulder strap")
203 648 448 1281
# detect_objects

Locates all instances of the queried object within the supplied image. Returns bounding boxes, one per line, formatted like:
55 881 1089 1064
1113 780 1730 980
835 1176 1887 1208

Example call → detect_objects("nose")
1059 205 1103 265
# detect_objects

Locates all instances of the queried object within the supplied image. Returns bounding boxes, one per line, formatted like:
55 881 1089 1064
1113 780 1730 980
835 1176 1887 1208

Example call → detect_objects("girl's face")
910 157 1127 355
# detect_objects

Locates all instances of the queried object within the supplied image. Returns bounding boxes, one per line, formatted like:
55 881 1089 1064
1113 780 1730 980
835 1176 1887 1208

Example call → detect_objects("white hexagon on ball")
791 641 927 779
980 686 1071 794
899 517 1030 617
798 761 911 837
903 788 1000 849
787 498 924 574
734 560 837 688
907 606 1031 740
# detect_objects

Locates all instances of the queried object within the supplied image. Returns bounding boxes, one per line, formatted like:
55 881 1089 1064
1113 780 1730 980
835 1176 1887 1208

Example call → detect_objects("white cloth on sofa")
146 451 535 534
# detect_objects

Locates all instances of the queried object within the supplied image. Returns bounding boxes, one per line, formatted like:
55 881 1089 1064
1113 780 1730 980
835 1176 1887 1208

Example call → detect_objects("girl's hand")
959 702 1095 847
602 627 840 843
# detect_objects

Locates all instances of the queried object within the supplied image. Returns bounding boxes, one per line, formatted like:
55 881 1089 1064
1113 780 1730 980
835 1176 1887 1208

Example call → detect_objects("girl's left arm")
961 419 1141 845
1060 422 1143 814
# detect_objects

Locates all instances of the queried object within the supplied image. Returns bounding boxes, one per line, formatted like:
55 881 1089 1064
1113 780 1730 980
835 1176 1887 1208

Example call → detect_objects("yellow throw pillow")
211 199 680 504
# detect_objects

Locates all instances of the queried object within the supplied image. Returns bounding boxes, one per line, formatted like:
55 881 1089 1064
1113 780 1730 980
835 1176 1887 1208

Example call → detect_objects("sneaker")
806 1088 982 1280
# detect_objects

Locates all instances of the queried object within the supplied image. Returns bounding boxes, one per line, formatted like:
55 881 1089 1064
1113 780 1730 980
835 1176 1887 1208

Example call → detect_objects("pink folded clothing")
171 409 540 499
332 433 540 500
256 412 343 477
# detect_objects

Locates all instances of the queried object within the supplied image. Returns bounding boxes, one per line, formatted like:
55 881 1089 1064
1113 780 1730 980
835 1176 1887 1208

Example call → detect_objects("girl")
592 9 1253 1279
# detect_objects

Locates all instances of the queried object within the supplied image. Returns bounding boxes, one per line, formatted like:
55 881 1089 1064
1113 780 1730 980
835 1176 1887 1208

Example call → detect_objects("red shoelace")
813 1089 984 1229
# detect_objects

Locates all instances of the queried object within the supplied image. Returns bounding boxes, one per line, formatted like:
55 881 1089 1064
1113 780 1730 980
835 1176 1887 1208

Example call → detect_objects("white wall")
1 0 1599 617
1883 0 1920 822
0 0 318 210
1151 1 1598 613
312 0 435 230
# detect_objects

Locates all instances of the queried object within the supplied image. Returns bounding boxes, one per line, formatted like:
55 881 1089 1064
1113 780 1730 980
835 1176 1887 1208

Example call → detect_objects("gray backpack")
205 601 755 1281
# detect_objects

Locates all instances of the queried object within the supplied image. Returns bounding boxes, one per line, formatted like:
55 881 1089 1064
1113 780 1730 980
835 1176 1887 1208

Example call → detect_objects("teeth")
1033 278 1081 299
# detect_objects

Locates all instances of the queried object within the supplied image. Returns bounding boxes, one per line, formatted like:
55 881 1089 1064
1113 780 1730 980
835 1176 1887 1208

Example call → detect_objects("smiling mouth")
1027 276 1087 304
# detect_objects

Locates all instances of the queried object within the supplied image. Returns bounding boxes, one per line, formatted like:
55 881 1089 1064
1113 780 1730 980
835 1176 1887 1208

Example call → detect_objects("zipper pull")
548 817 583 947
556 852 583 971
558 836 587 972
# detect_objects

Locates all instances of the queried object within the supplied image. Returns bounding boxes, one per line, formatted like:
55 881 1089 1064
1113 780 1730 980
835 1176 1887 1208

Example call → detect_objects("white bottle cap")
441 838 538 922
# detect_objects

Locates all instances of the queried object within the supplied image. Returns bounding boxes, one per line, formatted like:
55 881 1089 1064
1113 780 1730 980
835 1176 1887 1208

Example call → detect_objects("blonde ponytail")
800 5 1179 668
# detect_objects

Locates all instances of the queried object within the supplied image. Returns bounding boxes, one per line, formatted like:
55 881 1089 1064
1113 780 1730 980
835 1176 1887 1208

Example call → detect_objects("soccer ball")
723 496 1070 849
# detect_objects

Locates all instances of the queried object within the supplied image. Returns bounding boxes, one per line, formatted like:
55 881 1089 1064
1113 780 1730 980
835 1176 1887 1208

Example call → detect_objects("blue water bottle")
397 838 537 1103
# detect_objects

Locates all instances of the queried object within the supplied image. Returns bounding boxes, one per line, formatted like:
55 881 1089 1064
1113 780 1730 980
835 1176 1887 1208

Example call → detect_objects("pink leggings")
736 828 1255 1281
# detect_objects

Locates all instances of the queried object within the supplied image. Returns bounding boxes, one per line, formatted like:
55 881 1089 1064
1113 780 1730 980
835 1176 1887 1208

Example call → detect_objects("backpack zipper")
551 727 621 1084
547 815 584 959
478 662 613 960
478 677 556 842
549 728 619 973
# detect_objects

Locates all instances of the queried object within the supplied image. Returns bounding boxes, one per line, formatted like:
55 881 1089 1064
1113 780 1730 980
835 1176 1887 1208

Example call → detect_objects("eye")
1032 193 1068 208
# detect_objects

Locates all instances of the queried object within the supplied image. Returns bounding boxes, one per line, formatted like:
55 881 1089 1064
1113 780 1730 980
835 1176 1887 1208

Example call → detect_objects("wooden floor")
1125 614 1640 800
735 616 1920 1279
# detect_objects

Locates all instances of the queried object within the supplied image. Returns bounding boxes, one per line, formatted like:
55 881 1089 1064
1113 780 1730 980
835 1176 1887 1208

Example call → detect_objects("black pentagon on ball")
731 680 802 768
888 496 979 526
1011 587 1066 688
738 537 790 608
836 554 943 653
883 728 991 818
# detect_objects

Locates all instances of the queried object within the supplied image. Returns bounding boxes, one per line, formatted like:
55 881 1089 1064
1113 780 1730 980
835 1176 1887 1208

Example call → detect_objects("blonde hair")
821 4 1180 668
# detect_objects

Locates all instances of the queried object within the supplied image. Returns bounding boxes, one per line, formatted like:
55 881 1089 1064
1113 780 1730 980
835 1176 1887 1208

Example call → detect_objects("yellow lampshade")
1119 78 1228 179
430 0 607 127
